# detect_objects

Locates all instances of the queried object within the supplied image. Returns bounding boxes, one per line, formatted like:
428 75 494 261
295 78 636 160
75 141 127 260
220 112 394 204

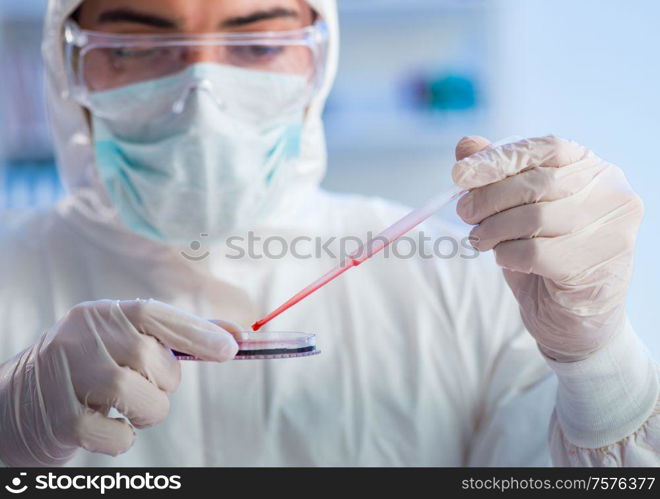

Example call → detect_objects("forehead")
76 0 313 33
77 0 309 19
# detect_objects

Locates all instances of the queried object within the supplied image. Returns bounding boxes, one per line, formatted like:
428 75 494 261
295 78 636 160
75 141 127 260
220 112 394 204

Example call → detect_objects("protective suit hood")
42 0 339 230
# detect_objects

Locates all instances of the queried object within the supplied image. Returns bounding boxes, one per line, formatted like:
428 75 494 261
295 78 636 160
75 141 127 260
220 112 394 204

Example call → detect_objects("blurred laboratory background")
1 0 659 355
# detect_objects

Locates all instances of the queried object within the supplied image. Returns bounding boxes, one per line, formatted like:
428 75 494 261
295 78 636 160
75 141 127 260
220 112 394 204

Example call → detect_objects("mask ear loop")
171 78 227 114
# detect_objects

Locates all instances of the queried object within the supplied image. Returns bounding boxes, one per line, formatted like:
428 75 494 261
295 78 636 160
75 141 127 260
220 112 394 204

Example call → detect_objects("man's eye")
228 45 285 63
112 47 160 60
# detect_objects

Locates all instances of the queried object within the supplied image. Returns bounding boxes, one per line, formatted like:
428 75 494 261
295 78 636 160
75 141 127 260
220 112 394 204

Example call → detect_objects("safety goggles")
63 20 328 118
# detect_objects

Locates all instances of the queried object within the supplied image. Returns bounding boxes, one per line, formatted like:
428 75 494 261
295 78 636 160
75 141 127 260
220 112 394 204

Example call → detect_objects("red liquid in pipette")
251 258 361 331
251 265 351 330
251 187 467 331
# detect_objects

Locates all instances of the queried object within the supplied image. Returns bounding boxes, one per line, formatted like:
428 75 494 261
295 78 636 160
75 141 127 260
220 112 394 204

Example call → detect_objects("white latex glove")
0 299 239 467
453 135 644 362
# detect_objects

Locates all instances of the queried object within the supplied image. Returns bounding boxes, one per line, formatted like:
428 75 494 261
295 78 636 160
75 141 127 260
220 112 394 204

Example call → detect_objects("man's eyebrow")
221 8 299 29
97 8 179 29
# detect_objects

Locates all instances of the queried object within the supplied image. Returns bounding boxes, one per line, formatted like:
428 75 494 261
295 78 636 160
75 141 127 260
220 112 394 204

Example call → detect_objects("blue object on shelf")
407 72 478 112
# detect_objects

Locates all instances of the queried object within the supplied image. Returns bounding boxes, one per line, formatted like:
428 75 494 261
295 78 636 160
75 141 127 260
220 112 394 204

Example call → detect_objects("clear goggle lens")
64 20 328 117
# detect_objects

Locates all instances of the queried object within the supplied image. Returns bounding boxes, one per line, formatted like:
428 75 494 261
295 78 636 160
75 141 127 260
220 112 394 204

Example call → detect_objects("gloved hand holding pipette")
453 135 644 362
453 135 659 452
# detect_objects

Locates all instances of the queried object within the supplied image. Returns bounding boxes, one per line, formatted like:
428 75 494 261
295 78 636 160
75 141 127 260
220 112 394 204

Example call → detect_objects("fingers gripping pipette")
251 184 466 331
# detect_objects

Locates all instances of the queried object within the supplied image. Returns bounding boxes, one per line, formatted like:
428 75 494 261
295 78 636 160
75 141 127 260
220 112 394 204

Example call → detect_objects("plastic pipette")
251 184 466 331
251 136 525 331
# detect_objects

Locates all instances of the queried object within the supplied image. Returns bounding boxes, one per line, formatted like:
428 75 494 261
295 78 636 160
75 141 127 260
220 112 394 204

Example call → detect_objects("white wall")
0 0 47 20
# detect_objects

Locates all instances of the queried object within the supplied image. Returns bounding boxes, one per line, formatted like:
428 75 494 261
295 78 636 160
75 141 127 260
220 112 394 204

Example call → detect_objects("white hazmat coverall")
0 0 659 466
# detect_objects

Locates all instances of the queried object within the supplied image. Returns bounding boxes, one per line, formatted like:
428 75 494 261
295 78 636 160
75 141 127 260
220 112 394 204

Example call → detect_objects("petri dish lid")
173 331 320 361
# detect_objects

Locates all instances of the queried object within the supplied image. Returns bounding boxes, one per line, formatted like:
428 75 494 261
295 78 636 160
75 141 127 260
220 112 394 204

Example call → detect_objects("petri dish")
172 332 320 361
